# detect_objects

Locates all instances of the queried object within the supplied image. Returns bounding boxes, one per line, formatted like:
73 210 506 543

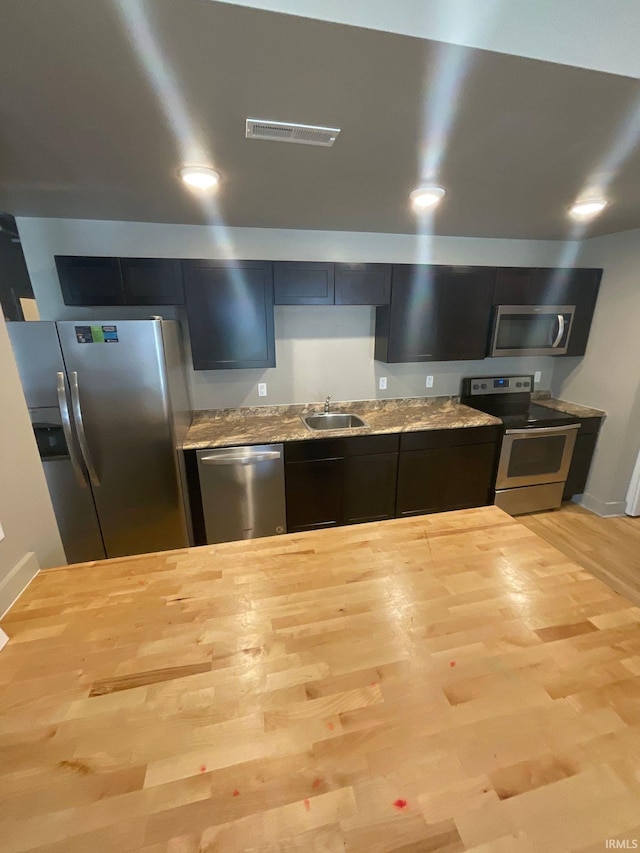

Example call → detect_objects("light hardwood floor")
1 505 640 852
521 503 640 605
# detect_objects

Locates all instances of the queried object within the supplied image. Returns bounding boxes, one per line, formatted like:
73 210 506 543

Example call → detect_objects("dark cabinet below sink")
284 434 399 533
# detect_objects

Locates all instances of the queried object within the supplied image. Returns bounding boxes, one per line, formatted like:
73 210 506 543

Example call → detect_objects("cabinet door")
344 452 398 523
184 260 275 370
273 261 335 305
396 443 496 516
121 258 184 305
563 269 601 356
285 457 343 532
55 256 125 306
375 265 495 362
335 263 391 305
563 419 601 499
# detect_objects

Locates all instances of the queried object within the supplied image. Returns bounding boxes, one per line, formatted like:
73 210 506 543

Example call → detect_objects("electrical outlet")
257 383 267 397
379 377 387 390
426 375 434 389
534 371 542 384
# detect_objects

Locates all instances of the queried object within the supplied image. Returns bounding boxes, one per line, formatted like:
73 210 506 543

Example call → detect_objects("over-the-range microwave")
489 304 576 357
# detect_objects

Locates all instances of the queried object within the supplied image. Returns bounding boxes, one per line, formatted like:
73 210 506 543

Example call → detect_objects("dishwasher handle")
199 450 282 465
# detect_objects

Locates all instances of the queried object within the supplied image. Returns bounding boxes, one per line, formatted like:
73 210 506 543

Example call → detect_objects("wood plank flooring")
521 503 640 605
1 505 640 851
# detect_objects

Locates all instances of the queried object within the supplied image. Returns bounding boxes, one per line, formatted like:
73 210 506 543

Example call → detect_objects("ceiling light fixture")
409 185 446 211
569 197 608 219
179 166 221 190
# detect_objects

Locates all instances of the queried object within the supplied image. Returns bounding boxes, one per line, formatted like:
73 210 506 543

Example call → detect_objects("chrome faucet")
324 395 331 414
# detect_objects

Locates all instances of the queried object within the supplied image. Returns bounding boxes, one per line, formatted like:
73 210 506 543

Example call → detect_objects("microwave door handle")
69 371 100 487
551 314 565 348
56 372 88 488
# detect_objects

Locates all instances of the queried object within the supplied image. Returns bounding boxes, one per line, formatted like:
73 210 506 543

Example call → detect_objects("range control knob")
473 383 479 390
523 380 530 387
481 383 487 389
516 382 522 388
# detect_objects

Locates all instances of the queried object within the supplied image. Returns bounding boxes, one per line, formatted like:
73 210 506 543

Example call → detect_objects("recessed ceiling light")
409 186 446 211
569 197 608 219
179 166 220 190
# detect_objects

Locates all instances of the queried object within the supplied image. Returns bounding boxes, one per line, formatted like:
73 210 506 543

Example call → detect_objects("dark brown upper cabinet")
493 267 602 356
56 256 125 306
374 264 496 363
183 259 275 370
56 255 185 306
273 261 335 305
335 263 391 305
120 258 184 305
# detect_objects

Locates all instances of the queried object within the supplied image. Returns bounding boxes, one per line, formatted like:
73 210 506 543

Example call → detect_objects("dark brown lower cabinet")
563 417 602 499
396 427 500 517
344 452 398 523
285 456 344 532
284 434 399 533
283 427 499 533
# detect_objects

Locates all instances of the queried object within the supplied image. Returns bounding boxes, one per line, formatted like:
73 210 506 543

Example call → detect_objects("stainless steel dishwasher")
196 444 287 544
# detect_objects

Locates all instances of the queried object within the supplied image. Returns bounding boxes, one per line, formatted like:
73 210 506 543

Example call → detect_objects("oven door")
496 424 579 490
490 305 575 357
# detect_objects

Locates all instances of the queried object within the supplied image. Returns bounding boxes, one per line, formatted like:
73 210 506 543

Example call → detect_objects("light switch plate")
379 377 387 390
258 383 267 397
426 375 434 388
534 371 542 384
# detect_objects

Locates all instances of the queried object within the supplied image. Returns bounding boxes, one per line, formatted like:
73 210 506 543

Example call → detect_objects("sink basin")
301 413 369 432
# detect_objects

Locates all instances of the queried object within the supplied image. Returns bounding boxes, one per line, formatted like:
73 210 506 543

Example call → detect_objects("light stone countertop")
532 392 607 420
183 393 607 451
183 397 502 450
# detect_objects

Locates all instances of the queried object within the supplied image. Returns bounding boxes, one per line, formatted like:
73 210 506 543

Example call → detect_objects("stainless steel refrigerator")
8 320 191 563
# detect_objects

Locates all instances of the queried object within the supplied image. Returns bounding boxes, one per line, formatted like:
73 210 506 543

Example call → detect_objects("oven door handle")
505 424 580 436
551 314 565 348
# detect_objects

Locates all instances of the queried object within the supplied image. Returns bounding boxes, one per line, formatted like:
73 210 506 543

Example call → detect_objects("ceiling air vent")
245 118 341 147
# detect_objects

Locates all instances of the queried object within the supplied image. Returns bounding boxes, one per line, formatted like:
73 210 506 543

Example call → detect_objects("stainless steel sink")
301 412 369 432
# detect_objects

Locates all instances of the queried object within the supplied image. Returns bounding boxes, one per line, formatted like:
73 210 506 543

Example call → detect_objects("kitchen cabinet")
56 256 125 306
273 261 335 305
335 263 391 305
56 255 185 306
396 426 500 517
284 434 399 533
183 259 275 370
493 267 601 356
120 258 184 305
374 265 496 363
563 416 603 499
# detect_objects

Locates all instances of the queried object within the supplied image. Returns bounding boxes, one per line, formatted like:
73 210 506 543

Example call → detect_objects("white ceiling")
215 0 640 79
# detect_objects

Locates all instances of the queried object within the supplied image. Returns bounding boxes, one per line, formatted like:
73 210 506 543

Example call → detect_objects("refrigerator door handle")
56 371 88 488
69 371 101 487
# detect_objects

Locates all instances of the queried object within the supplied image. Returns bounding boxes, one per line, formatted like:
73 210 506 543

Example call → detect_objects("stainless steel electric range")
461 374 580 515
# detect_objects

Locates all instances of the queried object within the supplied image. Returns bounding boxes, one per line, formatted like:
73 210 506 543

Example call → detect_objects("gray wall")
552 228 640 515
16 217 567 408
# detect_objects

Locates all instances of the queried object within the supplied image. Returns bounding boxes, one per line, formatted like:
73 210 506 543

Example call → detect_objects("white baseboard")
0 551 40 621
578 493 627 518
